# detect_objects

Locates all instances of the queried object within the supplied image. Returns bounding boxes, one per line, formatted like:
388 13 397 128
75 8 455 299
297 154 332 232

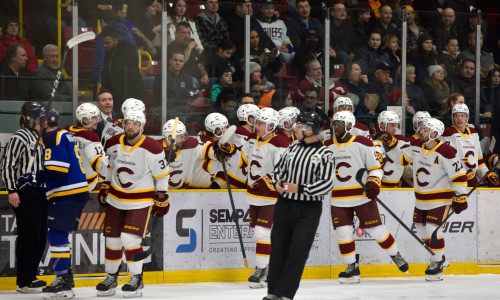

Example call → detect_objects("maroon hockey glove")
376 132 398 150
365 176 381 200
452 194 468 214
486 153 499 169
152 193 170 217
98 182 110 208
219 142 236 156
487 172 500 187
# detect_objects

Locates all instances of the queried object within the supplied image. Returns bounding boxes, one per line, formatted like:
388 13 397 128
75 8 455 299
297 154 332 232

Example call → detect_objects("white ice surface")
1 274 500 299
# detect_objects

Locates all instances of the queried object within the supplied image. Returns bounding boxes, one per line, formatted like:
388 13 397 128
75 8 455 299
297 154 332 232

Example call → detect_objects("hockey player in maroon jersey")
65 103 108 191
324 111 408 284
383 118 468 281
441 104 500 187
244 107 291 288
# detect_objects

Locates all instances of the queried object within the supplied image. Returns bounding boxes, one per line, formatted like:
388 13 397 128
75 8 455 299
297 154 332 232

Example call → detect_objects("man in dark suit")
95 89 118 139
100 26 145 113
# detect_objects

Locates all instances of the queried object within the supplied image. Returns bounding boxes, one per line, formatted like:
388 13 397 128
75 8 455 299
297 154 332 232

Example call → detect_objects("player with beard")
100 98 145 146
97 110 169 297
318 97 370 141
408 111 431 142
324 111 408 284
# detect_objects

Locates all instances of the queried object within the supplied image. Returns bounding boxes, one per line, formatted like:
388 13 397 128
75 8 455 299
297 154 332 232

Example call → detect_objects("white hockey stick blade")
220 125 237 144
490 136 496 154
66 31 96 49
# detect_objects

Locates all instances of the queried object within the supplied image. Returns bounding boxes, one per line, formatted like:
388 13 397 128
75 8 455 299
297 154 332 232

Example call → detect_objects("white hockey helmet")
76 103 100 128
237 104 260 124
378 110 400 131
333 96 354 113
423 118 444 142
452 103 469 118
162 119 187 139
256 107 279 133
332 111 356 134
205 113 229 138
123 110 146 131
412 111 431 132
278 107 300 130
121 98 145 115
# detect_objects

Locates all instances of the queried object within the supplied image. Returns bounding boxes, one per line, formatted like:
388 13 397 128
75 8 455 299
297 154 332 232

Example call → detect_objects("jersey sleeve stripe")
153 172 169 179
46 166 69 173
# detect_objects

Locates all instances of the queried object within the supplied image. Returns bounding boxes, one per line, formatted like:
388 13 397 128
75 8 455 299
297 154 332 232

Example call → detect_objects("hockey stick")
315 105 333 141
26 31 96 171
131 118 179 262
355 168 435 255
431 158 500 246
219 125 248 267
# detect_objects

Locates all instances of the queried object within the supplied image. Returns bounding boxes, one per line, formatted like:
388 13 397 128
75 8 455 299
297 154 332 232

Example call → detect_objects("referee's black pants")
12 188 48 287
267 195 323 299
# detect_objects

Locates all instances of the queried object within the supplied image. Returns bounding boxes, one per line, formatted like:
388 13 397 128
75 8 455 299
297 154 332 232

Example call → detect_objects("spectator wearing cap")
441 0 479 30
399 5 426 53
354 29 390 77
409 33 439 83
420 64 450 115
457 8 487 50
431 7 459 52
292 28 336 80
328 1 352 65
286 0 324 50
257 0 295 63
371 62 395 114
296 59 349 106
460 31 495 75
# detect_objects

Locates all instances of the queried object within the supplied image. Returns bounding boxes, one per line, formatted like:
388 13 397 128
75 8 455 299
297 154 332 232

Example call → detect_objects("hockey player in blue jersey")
37 107 90 299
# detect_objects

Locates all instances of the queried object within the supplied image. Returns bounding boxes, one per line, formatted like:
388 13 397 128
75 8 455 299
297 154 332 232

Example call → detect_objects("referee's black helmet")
20 101 42 129
296 112 323 134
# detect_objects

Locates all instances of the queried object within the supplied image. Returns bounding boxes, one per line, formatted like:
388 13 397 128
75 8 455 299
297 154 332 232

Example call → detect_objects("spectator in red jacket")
0 17 38 74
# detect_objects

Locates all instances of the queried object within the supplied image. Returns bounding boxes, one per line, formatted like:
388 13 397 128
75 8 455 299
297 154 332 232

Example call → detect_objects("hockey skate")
16 277 46 294
262 295 279 300
96 270 120 297
248 265 268 288
67 267 75 288
425 255 450 281
41 273 75 299
390 252 409 273
339 254 360 284
122 273 144 298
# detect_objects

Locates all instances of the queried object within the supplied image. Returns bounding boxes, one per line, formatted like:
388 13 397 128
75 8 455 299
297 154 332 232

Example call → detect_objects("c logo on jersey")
384 156 394 176
336 162 352 182
249 160 262 181
416 167 430 187
169 170 183 187
116 167 134 188
464 150 476 169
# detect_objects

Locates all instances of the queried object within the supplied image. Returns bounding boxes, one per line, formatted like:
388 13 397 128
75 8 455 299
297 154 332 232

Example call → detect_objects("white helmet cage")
123 110 146 132
278 107 300 130
162 119 187 139
332 111 356 138
76 103 100 128
423 118 444 143
256 107 279 134
452 103 470 124
237 104 260 124
412 111 431 132
205 113 229 138
121 98 146 115
333 96 354 113
378 110 400 131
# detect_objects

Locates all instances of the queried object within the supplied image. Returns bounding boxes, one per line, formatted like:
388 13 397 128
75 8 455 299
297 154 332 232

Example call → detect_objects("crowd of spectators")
1 0 500 139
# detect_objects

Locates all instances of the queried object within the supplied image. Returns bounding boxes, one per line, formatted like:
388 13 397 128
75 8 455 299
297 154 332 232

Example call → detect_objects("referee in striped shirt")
0 101 48 293
265 112 335 300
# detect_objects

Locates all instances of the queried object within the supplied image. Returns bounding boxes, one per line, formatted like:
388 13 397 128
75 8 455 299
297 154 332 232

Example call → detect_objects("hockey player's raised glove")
452 193 468 214
17 171 44 190
213 142 237 161
487 172 500 187
376 132 398 151
98 181 110 208
486 153 499 169
152 193 170 217
365 176 381 200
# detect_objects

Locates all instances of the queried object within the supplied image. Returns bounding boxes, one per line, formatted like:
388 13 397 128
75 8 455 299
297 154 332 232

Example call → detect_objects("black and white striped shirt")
272 140 335 201
1 128 44 193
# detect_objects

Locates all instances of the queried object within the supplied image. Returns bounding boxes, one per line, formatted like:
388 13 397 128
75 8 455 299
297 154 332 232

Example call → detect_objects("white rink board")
163 189 494 270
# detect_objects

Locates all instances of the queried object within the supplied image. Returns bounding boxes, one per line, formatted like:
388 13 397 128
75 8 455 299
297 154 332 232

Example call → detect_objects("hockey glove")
452 193 468 214
486 153 499 170
17 171 44 190
365 176 381 201
376 132 398 151
98 182 110 208
487 172 500 187
152 193 170 217
213 142 237 161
